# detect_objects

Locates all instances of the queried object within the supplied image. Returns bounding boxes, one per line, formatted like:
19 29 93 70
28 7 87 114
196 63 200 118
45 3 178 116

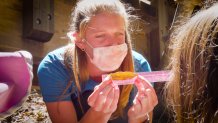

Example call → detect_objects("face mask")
85 41 128 72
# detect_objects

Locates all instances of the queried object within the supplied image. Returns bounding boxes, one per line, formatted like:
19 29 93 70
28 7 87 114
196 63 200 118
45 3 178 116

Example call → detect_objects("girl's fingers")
134 97 141 113
138 89 157 114
139 93 151 114
137 75 153 87
147 89 158 107
128 76 158 120
135 77 146 95
88 76 112 106
145 89 158 109
138 94 147 112
137 75 155 93
136 75 157 104
128 105 135 117
92 85 113 111
103 87 115 113
128 98 141 118
109 85 120 112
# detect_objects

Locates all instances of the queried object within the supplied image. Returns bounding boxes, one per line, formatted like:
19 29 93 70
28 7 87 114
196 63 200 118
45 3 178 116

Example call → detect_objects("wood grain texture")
0 0 73 64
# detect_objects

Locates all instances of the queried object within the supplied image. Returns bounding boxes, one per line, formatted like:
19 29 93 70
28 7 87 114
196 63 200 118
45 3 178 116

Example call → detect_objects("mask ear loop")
81 39 94 59
83 39 94 49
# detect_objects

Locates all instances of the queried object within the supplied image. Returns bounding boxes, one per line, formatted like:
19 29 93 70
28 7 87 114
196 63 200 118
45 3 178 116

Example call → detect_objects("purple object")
0 51 33 119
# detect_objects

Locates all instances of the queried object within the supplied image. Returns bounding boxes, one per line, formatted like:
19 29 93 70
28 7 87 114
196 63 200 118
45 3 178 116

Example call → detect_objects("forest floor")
0 87 51 123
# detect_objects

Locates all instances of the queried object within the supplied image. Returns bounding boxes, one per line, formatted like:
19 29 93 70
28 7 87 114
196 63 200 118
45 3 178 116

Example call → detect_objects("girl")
38 0 158 123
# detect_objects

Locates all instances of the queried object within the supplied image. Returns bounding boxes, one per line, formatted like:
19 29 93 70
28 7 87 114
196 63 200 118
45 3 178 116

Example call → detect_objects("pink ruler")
102 70 171 85
138 70 171 83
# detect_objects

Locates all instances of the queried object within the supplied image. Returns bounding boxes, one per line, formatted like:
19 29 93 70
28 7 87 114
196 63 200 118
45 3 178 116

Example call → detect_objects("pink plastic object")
0 83 9 93
102 70 171 85
0 51 33 119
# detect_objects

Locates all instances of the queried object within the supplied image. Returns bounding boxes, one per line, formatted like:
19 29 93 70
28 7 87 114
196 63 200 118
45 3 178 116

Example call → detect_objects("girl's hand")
87 76 120 114
128 75 158 123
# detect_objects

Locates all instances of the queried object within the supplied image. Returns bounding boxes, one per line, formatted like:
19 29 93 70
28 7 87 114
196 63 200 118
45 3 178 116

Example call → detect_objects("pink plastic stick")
139 70 171 83
102 70 171 85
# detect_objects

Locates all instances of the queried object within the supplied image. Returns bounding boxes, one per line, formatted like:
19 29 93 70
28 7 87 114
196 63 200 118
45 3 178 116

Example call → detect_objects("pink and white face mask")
85 41 128 72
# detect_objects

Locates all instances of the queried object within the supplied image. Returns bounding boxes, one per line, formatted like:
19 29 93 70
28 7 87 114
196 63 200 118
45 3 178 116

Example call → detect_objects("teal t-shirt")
37 46 151 122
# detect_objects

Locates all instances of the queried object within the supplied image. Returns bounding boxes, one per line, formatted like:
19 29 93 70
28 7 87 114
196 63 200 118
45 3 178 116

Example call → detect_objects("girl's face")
80 12 127 73
84 12 126 48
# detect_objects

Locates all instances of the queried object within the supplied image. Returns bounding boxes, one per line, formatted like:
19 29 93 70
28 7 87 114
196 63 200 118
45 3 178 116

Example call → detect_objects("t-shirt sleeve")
133 51 151 72
37 52 75 102
138 58 151 72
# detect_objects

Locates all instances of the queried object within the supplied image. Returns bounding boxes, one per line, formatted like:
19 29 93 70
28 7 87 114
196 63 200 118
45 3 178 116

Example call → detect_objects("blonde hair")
165 3 218 123
64 0 136 119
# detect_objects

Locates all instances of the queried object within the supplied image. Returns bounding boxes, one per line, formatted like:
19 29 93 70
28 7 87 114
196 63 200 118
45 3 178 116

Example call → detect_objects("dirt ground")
0 88 51 123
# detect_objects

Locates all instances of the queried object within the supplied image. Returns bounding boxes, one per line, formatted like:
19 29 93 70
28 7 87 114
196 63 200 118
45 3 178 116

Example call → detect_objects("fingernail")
72 32 77 37
140 95 146 99
114 85 119 90
146 89 151 92
141 87 145 91
135 76 139 82
110 82 116 88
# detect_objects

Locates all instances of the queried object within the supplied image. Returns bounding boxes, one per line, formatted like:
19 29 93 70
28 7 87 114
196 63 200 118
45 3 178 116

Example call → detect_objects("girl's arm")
46 101 77 123
46 101 112 123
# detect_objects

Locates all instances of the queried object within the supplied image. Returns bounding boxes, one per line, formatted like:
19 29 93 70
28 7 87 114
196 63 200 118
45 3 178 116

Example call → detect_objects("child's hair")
63 0 137 119
164 3 218 123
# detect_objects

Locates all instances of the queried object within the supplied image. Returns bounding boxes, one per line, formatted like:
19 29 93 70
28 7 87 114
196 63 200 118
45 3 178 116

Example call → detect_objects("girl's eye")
95 34 105 38
116 32 124 37
119 33 124 35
